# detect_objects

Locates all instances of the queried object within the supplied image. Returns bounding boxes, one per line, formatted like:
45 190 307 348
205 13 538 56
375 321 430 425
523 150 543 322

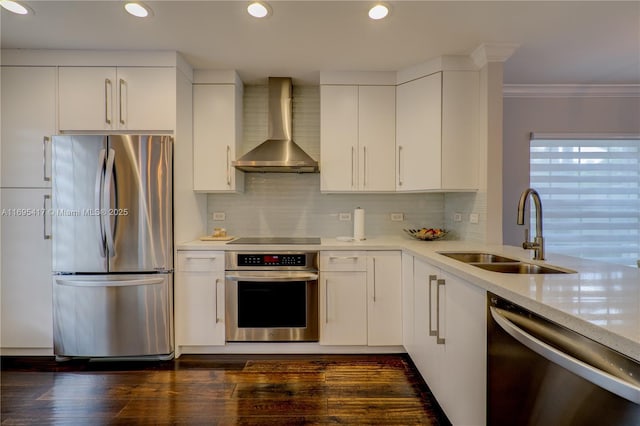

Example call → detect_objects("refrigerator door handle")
103 148 117 257
94 148 107 258
56 277 165 287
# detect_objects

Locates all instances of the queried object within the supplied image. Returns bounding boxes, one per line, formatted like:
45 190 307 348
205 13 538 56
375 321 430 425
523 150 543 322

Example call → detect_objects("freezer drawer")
53 274 173 358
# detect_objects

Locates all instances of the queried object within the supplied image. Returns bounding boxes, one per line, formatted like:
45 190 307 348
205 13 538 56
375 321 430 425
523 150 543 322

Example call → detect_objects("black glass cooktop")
227 237 321 245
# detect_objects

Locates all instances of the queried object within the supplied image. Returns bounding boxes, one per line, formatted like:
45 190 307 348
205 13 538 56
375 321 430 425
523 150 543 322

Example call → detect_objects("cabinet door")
367 251 402 346
440 270 486 425
320 85 358 192
401 253 415 352
175 251 225 347
412 259 445 395
396 73 442 191
116 67 175 131
358 86 396 192
441 71 479 190
59 67 117 131
193 84 243 192
320 271 367 345
0 188 53 352
1 67 56 188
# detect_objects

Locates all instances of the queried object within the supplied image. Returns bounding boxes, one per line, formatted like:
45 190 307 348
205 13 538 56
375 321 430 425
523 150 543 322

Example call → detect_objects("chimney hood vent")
232 77 319 173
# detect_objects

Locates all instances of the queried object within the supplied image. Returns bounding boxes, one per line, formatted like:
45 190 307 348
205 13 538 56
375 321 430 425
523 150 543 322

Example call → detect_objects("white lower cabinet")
367 251 402 346
319 252 368 345
175 251 226 352
411 257 487 425
319 251 401 346
0 188 53 353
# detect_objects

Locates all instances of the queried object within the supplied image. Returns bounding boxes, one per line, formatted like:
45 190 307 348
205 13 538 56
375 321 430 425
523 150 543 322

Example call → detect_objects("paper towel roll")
354 207 366 241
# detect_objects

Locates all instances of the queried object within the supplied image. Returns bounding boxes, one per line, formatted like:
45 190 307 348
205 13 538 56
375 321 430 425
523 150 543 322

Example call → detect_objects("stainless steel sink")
438 251 575 274
438 252 518 263
472 262 572 274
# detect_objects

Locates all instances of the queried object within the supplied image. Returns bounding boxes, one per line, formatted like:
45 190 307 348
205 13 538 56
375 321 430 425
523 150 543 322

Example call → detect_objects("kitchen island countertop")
178 236 640 361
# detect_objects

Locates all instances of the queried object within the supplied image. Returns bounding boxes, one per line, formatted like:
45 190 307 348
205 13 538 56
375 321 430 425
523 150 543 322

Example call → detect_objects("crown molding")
503 84 640 98
470 43 520 68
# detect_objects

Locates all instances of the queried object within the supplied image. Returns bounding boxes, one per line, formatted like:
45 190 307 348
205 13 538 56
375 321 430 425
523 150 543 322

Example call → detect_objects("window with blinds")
529 135 640 267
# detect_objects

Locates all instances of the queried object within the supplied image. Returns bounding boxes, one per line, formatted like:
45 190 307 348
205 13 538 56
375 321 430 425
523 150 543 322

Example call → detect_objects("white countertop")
178 236 640 361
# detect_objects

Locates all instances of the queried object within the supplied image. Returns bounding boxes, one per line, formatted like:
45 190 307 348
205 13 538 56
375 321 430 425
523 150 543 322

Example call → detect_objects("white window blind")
529 134 640 267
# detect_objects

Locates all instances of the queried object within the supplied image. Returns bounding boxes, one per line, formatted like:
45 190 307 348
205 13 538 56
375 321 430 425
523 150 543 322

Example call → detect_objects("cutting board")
199 236 235 241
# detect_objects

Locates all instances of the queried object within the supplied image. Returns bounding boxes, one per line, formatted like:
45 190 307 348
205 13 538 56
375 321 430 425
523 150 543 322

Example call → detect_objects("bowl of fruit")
403 228 447 241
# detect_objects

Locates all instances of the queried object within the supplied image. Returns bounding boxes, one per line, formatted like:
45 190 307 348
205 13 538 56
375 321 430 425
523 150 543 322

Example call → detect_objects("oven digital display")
237 254 306 267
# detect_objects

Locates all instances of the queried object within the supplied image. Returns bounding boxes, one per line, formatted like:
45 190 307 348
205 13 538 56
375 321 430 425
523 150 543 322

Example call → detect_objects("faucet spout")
517 188 545 260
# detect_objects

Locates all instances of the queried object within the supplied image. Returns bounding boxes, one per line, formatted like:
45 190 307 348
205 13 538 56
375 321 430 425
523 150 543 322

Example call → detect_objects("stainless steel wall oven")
225 251 319 342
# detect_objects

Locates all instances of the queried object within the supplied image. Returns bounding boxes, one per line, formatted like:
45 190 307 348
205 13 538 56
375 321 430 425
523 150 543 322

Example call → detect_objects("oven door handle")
225 272 318 282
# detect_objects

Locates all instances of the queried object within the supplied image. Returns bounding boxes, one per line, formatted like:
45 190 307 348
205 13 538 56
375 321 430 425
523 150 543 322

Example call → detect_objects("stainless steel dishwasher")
488 293 640 425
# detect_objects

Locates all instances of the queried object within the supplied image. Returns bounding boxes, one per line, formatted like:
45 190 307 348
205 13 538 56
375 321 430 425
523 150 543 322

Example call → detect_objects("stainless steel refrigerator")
51 135 173 360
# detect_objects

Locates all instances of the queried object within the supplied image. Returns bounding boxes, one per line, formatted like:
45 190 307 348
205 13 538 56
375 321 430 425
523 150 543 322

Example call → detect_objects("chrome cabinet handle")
119 78 126 126
436 279 446 345
186 256 218 261
351 146 356 188
227 145 232 186
325 279 329 323
372 257 376 302
43 136 51 182
104 79 112 125
428 274 437 336
363 146 367 188
215 278 221 323
490 306 640 404
329 256 359 261
398 145 403 186
43 194 51 240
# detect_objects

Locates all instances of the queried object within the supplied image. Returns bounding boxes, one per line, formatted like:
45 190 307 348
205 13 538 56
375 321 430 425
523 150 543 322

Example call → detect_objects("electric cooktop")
226 237 321 245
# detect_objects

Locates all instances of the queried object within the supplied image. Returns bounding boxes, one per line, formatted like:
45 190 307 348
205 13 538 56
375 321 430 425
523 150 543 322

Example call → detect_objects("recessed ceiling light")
368 3 390 20
247 1 271 19
0 0 30 15
125 2 152 18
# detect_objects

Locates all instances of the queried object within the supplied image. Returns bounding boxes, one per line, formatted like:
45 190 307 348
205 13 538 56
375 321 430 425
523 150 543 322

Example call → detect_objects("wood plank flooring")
1 354 449 425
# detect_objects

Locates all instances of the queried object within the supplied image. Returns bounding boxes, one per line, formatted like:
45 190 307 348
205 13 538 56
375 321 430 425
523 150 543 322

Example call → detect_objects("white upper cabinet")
58 66 175 132
1 66 56 188
396 71 479 192
321 85 396 192
192 83 244 192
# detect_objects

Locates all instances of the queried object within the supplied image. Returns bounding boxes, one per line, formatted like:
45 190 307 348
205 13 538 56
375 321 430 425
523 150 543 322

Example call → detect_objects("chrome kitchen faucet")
517 188 545 261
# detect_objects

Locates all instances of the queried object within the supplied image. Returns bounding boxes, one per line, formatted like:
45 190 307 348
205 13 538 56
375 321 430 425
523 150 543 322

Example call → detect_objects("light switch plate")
390 213 404 221
339 212 351 221
213 212 226 221
453 213 462 222
469 213 479 224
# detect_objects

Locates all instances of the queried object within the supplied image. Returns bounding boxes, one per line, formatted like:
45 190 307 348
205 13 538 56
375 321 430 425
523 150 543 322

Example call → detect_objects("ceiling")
2 1 639 85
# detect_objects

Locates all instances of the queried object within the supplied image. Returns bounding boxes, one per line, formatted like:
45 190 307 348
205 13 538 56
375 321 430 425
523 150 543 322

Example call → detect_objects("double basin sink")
438 252 575 274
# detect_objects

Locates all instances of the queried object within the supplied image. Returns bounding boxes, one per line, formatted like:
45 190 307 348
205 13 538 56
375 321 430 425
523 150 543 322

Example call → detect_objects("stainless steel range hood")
232 77 319 173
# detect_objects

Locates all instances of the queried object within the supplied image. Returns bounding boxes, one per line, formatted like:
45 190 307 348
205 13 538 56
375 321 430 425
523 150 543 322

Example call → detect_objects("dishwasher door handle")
490 306 640 404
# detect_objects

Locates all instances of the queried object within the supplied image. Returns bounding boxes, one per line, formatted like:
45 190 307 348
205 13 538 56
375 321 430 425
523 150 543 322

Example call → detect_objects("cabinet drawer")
177 251 224 272
320 251 367 271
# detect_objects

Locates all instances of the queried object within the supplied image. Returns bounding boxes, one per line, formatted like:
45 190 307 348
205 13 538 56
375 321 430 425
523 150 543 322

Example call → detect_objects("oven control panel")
237 254 307 267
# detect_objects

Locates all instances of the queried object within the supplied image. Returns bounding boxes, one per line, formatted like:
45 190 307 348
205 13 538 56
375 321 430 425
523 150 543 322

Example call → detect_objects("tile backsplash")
207 84 483 240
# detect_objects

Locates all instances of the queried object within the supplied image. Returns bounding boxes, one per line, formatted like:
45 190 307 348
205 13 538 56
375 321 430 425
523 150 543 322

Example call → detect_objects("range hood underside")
232 139 319 173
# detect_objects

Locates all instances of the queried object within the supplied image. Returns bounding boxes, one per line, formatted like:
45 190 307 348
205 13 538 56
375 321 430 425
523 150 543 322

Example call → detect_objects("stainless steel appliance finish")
53 274 172 358
51 135 173 359
232 77 319 173
225 251 319 342
488 293 640 425
227 237 321 245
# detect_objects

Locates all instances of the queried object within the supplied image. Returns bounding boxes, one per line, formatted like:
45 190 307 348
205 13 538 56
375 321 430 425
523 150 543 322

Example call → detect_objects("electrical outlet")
213 212 226 221
469 213 479 224
390 213 404 222
453 213 462 222
339 212 351 221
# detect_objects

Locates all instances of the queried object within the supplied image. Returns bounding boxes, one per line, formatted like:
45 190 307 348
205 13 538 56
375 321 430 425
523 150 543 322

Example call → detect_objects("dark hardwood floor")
1 354 449 425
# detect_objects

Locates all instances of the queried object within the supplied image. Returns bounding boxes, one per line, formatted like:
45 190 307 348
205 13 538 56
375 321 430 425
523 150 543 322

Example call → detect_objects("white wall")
502 95 640 246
